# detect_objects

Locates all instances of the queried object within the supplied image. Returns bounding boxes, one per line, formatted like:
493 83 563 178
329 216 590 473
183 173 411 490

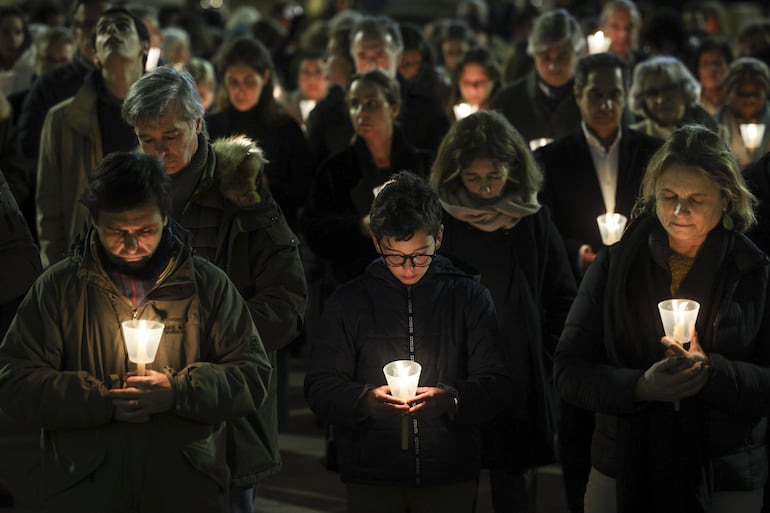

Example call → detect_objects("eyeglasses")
381 252 435 267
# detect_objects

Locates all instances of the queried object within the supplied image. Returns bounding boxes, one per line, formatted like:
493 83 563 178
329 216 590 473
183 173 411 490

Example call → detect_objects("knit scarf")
439 186 541 232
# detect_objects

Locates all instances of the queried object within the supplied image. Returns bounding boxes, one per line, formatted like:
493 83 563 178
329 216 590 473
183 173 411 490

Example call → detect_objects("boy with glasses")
305 171 511 513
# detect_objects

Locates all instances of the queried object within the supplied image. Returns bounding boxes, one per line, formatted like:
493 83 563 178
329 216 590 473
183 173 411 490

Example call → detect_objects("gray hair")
122 65 205 130
723 57 770 102
527 8 585 56
599 0 641 29
350 15 403 53
628 55 701 115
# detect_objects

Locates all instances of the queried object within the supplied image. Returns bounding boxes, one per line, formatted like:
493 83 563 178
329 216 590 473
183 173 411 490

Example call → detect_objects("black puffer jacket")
304 255 510 486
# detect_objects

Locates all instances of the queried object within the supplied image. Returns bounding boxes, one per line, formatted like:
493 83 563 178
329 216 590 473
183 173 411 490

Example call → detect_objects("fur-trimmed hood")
212 135 267 208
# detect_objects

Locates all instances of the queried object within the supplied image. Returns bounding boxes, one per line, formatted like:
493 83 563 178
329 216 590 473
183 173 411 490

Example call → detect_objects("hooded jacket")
179 135 307 484
0 224 271 512
304 255 510 486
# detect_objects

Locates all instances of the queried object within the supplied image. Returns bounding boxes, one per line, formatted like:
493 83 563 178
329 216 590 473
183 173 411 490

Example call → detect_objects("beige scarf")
439 186 541 232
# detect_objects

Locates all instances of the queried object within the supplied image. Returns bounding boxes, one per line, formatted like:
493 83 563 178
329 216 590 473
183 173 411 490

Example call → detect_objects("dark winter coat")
0 225 271 512
301 127 432 284
440 207 576 470
179 136 308 484
555 214 770 511
304 255 510 487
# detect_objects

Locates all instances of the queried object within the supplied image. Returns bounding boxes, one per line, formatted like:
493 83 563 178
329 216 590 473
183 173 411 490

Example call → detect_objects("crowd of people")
2 0 770 512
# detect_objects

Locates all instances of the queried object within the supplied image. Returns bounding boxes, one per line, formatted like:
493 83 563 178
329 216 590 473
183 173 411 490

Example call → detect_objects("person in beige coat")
36 7 149 268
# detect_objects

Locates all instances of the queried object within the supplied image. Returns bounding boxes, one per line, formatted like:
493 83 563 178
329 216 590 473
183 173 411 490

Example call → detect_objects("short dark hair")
92 6 150 67
574 52 629 91
370 171 442 241
81 152 172 222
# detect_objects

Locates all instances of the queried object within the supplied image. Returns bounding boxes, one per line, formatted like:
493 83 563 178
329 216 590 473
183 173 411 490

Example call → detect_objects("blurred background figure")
8 26 73 124
434 19 475 78
693 36 732 116
208 36 311 230
448 47 500 122
0 6 35 97
281 50 328 133
161 26 192 69
492 8 584 147
398 22 451 111
716 57 770 168
431 110 576 513
598 0 644 67
628 55 722 140
302 70 431 286
183 56 217 112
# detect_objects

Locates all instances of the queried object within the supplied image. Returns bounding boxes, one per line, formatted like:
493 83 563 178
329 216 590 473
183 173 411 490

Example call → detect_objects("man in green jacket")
0 152 271 512
122 65 307 512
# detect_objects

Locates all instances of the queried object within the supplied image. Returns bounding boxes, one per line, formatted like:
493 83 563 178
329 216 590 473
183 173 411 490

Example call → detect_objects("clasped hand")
106 370 175 423
361 385 453 420
634 329 711 403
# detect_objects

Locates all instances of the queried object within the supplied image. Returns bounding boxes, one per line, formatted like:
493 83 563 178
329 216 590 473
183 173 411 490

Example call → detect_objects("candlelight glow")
122 320 164 376
453 102 479 121
587 31 610 54
596 212 627 245
739 123 765 151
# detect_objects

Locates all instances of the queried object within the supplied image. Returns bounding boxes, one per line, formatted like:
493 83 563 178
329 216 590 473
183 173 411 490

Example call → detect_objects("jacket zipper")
406 286 421 485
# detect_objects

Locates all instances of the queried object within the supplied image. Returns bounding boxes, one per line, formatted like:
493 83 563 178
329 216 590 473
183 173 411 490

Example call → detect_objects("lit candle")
528 138 553 151
587 31 610 54
383 360 422 450
299 99 317 122
739 123 766 151
122 320 165 377
657 299 700 411
453 102 478 120
596 212 627 245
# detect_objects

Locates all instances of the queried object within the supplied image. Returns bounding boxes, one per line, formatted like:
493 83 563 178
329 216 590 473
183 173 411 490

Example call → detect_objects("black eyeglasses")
381 253 435 268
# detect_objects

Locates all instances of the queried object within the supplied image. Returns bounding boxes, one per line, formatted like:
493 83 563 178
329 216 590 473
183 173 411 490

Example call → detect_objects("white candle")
453 102 478 120
597 212 627 245
740 123 765 151
587 31 610 54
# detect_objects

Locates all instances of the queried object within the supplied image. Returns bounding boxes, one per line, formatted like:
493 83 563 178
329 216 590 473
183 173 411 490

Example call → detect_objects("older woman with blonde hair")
629 55 723 140
431 110 576 512
556 124 770 513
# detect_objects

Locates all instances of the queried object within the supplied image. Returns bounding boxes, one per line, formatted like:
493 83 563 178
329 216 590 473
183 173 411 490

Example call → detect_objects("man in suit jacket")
535 52 662 279
534 52 661 513
491 9 585 148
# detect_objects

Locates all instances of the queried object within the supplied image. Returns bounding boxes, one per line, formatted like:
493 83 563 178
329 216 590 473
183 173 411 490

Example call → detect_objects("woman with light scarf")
430 110 577 513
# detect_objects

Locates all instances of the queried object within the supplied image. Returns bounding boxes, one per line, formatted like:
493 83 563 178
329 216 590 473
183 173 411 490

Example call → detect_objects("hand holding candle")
383 360 422 450
657 299 700 410
122 320 164 376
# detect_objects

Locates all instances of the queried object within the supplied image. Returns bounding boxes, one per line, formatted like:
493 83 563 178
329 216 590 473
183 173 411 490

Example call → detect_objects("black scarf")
606 214 734 513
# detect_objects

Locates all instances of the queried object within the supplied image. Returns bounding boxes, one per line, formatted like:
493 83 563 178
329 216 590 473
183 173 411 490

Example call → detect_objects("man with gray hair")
122 65 307 513
491 8 585 146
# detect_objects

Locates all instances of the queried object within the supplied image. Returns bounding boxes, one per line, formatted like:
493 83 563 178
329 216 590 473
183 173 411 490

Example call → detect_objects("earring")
722 214 734 231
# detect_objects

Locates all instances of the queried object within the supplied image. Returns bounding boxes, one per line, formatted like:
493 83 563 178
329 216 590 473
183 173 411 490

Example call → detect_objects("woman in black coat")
429 110 577 512
301 70 432 285
555 125 770 513
207 36 311 229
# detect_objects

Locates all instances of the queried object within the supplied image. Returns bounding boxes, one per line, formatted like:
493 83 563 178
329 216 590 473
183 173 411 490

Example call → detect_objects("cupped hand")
359 385 410 420
633 355 709 403
406 387 453 418
662 329 709 364
107 370 174 423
